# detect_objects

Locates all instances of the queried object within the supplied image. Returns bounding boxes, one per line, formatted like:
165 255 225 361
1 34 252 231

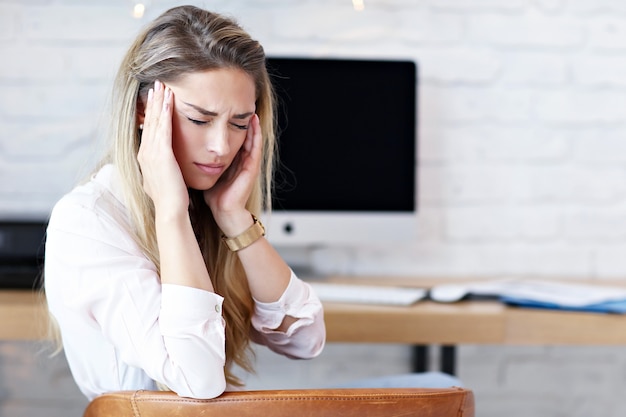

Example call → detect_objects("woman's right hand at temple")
137 79 189 217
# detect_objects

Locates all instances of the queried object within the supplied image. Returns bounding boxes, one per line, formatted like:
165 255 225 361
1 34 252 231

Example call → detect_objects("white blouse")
44 164 325 401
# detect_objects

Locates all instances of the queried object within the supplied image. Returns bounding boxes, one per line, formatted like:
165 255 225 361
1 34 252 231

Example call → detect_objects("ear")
136 94 147 127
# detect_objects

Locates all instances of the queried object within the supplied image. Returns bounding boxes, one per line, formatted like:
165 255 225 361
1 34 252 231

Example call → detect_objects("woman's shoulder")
48 164 131 235
58 164 121 204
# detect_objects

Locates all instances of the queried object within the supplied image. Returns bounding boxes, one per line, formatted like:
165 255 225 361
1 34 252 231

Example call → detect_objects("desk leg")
441 345 456 376
410 345 428 373
411 345 456 376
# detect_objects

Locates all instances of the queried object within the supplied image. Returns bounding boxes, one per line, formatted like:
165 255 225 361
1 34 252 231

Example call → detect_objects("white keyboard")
308 282 427 306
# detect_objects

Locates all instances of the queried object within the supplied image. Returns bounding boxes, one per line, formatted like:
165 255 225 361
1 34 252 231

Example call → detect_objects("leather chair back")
83 387 474 417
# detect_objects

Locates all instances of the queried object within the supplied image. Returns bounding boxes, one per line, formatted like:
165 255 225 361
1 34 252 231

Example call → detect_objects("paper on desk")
471 279 626 310
496 280 626 307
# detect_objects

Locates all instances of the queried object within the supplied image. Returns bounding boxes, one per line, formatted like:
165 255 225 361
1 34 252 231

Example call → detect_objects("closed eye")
187 117 208 126
231 122 249 130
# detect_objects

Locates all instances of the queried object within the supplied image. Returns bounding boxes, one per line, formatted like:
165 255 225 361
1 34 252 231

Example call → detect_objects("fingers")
137 81 189 212
241 114 261 162
142 80 172 145
229 114 261 176
243 114 255 153
137 80 178 199
138 80 174 170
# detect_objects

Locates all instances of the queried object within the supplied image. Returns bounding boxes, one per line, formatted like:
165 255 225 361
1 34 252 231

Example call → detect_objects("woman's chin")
186 178 218 192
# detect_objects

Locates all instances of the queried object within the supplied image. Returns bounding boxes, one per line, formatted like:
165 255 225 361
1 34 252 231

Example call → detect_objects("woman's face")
164 68 257 190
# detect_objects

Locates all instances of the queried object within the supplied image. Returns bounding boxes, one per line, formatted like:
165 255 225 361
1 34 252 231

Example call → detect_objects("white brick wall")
3 1 626 416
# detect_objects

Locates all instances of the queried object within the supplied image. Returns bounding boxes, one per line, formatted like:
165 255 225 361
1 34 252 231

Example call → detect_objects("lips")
194 162 225 176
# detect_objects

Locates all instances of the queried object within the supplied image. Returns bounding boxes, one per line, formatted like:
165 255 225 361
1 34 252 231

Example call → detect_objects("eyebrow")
182 101 253 119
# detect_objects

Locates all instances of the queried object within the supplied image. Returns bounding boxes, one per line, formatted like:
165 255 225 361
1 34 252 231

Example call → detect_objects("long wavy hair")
101 5 275 386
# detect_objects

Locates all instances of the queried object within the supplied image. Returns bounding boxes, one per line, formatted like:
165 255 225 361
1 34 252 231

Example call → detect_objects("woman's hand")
137 80 189 217
204 114 262 235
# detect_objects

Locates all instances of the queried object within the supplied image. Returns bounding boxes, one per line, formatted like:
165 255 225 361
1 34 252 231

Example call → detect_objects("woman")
44 5 325 400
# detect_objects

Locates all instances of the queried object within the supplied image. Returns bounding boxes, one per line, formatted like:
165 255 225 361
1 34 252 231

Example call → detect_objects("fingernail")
155 80 162 91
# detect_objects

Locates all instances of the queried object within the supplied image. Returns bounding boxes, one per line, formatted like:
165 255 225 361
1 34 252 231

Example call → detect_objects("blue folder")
501 296 626 314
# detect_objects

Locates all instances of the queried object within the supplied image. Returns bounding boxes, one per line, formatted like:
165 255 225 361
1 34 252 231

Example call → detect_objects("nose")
205 123 230 156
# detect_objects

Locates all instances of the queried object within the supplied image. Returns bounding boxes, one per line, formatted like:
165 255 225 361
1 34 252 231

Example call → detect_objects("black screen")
267 57 417 212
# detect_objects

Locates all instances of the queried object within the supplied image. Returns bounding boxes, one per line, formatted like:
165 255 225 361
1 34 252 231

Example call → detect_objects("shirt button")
215 305 220 313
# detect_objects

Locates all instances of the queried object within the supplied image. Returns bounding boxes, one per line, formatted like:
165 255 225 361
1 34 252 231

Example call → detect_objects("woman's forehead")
167 68 256 113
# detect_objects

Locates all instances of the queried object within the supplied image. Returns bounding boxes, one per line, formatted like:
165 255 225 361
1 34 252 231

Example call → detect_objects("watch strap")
221 214 265 252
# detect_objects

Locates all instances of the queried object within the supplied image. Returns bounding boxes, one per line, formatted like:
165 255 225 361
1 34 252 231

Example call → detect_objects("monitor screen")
265 57 417 246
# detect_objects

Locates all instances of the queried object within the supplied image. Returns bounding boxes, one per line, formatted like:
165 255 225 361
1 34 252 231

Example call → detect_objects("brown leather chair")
83 387 474 417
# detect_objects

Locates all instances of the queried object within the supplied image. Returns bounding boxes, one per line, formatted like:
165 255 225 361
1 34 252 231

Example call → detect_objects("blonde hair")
100 6 275 386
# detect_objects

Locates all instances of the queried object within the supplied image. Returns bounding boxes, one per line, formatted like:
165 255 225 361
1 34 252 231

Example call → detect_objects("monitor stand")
276 245 355 281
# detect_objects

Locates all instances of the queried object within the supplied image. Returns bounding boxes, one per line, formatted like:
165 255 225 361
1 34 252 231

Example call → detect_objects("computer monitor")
264 57 417 246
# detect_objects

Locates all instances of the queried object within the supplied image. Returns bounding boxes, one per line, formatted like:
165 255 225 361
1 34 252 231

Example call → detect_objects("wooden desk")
7 281 626 345
323 299 626 345
319 277 626 375
0 290 48 341
5 282 626 376
318 276 626 346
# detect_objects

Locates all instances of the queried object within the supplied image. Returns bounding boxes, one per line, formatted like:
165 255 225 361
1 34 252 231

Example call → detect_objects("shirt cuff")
160 284 224 335
251 271 320 335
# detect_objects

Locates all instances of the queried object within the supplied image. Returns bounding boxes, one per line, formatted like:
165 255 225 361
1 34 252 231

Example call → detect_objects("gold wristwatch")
221 214 265 252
